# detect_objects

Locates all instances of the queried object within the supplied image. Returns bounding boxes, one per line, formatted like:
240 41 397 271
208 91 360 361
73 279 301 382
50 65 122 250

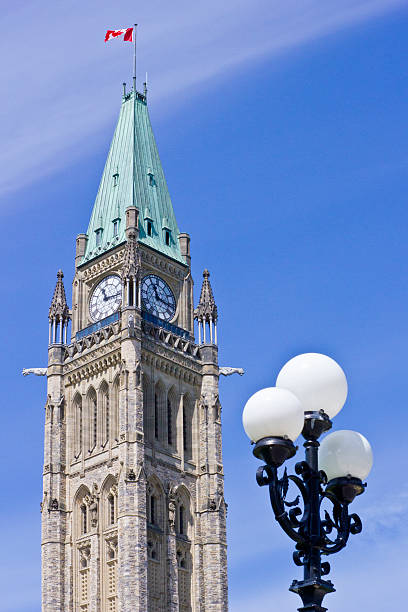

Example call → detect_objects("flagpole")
133 24 137 92
132 24 137 208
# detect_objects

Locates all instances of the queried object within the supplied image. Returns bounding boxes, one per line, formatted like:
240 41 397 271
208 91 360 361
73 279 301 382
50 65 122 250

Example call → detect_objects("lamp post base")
290 578 335 612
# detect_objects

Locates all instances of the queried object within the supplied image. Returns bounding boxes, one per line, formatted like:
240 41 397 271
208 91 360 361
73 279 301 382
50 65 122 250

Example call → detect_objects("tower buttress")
178 233 193 333
194 271 228 610
121 206 142 310
117 206 147 611
42 271 70 611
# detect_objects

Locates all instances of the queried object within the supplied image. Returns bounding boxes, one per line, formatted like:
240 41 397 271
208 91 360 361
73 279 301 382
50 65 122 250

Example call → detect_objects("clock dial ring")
141 274 176 321
89 274 122 322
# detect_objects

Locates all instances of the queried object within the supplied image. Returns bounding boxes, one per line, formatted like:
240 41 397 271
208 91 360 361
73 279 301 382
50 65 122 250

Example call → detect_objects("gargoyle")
219 367 244 377
22 368 47 376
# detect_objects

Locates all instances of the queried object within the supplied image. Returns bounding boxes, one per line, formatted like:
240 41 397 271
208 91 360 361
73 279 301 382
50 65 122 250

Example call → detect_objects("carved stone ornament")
135 362 141 387
198 395 207 414
121 230 141 280
49 270 71 322
194 269 218 323
22 368 47 376
168 485 177 532
49 498 59 511
79 544 91 568
128 315 136 337
219 367 244 377
84 483 99 528
106 536 118 560
40 491 48 513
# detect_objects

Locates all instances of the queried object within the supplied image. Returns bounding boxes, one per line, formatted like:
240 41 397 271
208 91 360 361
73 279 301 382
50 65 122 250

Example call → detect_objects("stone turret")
48 270 70 345
194 269 218 344
44 270 69 611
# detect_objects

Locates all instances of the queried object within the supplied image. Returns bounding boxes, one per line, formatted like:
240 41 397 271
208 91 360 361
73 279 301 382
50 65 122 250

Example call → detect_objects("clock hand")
103 291 121 302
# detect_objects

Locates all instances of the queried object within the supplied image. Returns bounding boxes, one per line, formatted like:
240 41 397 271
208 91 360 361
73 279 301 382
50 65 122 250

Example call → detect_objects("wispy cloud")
231 543 408 612
230 522 408 611
360 487 408 536
0 0 405 199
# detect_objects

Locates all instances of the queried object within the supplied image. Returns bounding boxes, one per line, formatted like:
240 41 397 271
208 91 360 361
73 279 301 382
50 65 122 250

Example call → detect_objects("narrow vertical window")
79 405 83 454
96 229 102 246
106 394 110 443
114 380 119 442
81 504 87 534
93 397 97 448
179 505 185 535
113 220 119 236
129 281 134 306
183 404 187 452
147 220 152 237
108 495 115 525
154 394 159 440
150 495 156 525
167 398 172 446
165 230 170 246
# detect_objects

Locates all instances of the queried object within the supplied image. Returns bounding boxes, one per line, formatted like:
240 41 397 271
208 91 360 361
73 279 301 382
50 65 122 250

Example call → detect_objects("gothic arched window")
183 395 193 461
150 494 156 525
179 505 185 536
99 382 109 446
174 487 193 612
154 381 165 444
142 374 152 443
73 394 82 458
167 387 178 451
74 486 92 612
81 504 88 535
87 387 97 452
108 495 115 526
112 376 119 443
146 479 166 610
154 393 159 440
101 477 118 612
167 397 172 446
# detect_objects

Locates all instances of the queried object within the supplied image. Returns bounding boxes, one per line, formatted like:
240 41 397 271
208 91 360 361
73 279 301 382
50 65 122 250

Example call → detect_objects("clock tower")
41 86 228 611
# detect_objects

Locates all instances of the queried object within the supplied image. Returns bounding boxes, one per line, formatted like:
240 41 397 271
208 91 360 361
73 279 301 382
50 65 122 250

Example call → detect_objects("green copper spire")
81 91 185 265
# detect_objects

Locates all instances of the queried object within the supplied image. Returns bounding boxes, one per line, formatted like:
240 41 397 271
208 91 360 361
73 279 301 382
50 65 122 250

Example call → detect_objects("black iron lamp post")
243 353 373 612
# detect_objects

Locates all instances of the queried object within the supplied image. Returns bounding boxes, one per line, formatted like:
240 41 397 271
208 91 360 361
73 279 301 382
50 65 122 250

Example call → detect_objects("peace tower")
41 85 229 611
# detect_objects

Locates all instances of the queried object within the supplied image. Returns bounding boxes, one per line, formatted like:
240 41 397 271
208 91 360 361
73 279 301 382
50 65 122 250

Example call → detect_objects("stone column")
42 345 67 612
197 345 228 612
167 493 179 612
88 529 100 612
117 307 147 612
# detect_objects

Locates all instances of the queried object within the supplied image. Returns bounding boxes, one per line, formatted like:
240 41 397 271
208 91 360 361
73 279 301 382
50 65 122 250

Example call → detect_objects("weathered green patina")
81 91 185 265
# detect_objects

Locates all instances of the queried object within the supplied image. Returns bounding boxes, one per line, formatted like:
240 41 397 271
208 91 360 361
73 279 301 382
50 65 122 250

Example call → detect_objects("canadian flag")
105 28 133 42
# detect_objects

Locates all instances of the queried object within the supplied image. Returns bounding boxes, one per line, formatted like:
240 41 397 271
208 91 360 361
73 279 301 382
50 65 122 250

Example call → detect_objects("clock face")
141 274 176 321
89 275 122 322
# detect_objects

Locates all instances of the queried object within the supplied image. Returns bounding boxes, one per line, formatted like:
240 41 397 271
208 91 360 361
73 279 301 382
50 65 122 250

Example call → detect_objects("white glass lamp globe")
319 430 373 481
242 387 304 443
276 353 348 419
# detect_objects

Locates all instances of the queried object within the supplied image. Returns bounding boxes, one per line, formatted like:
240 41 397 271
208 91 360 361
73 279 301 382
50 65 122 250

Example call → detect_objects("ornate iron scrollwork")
255 415 365 612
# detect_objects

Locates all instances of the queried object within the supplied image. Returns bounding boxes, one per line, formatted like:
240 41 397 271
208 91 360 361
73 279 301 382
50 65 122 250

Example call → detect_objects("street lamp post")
242 353 373 612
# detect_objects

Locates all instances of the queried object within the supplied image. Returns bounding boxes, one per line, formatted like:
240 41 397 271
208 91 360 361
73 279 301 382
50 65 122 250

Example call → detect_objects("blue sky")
1 2 408 610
